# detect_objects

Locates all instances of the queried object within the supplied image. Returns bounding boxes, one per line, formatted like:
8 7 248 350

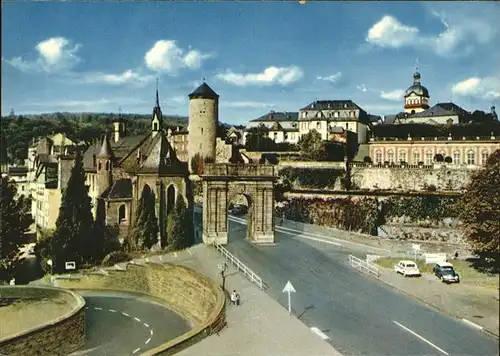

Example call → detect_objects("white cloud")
357 84 368 92
380 89 405 101
221 101 276 109
144 40 213 73
216 66 303 86
5 37 81 73
365 9 499 56
451 76 500 100
79 69 155 86
317 72 342 82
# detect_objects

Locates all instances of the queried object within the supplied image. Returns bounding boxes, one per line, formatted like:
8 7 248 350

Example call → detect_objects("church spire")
152 78 163 138
413 58 421 85
155 77 160 108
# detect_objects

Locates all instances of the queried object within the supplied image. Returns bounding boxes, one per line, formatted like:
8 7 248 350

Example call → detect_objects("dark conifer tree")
51 150 94 272
132 185 158 250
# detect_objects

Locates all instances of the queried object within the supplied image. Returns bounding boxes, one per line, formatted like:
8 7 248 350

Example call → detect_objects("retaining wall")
0 286 85 356
56 262 226 355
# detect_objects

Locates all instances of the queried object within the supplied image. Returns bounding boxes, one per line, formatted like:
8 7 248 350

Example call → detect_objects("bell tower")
96 133 113 196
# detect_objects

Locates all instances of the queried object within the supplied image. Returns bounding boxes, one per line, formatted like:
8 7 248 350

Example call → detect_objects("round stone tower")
187 82 219 171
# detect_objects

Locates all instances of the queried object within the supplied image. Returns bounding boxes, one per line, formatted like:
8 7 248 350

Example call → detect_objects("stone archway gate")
200 163 277 245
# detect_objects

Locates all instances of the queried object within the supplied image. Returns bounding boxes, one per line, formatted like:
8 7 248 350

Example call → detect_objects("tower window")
153 122 158 131
105 161 110 171
201 128 204 135
98 162 102 170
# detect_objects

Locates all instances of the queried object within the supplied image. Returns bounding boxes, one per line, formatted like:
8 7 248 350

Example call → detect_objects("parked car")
433 262 460 283
394 260 421 277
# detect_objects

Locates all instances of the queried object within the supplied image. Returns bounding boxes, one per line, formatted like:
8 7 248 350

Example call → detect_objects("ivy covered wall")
278 167 345 189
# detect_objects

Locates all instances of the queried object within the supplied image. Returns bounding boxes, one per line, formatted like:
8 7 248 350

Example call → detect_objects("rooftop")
300 100 362 111
250 111 299 122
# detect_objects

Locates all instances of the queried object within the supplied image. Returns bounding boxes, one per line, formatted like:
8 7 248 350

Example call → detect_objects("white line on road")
108 309 116 313
145 337 151 344
187 249 193 255
143 322 149 328
462 318 484 330
122 312 130 317
94 307 102 311
310 326 329 340
134 317 141 322
280 229 342 246
132 348 141 354
150 329 154 336
393 321 449 355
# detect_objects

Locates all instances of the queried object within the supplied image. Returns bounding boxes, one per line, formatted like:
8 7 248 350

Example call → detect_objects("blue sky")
2 1 500 125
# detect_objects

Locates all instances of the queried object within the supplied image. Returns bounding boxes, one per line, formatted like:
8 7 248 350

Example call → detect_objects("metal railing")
213 241 264 290
349 254 380 277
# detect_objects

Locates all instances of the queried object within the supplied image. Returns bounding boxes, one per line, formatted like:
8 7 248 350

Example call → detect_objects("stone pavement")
131 244 342 356
373 267 500 337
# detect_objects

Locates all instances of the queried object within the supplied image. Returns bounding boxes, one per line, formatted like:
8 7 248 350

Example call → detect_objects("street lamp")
218 262 228 291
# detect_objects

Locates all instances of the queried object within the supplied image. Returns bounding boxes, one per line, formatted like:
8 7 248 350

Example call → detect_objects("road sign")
282 281 296 314
65 261 76 270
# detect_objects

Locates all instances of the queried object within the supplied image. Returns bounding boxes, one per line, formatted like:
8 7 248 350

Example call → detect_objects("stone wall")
0 286 85 356
381 224 465 245
351 164 479 191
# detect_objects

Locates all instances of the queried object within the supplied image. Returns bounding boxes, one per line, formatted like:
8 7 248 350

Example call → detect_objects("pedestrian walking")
230 290 237 306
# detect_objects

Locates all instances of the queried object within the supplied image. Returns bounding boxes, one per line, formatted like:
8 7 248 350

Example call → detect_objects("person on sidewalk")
231 290 237 306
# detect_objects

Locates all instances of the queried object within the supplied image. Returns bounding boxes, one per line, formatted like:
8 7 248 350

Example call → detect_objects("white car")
394 260 421 277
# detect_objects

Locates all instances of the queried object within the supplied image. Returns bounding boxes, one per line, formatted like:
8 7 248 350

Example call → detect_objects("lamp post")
218 262 228 291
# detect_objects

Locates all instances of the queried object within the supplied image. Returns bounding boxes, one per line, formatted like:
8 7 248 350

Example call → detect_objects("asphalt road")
224 215 499 356
71 291 190 356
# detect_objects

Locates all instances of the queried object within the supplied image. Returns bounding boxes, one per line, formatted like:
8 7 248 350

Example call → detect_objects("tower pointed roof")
189 82 219 100
97 133 113 158
153 78 163 121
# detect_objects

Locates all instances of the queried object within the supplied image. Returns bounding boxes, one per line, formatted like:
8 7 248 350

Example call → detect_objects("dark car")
433 262 460 283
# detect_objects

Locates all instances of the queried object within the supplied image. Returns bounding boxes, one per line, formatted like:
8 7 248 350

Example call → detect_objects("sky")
2 1 500 125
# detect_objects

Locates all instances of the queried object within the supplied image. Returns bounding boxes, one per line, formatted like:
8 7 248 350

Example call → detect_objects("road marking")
462 318 484 330
187 249 193 255
280 229 342 246
145 337 151 344
108 309 116 313
132 348 141 354
150 329 154 336
94 307 102 311
393 321 449 355
310 326 329 340
134 317 141 322
122 312 130 317
143 322 149 328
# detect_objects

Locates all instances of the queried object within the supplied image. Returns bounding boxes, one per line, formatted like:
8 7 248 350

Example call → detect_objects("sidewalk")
375 268 499 337
138 244 342 356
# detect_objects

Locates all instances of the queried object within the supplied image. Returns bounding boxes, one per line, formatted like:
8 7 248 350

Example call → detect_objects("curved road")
225 215 499 356
71 291 190 356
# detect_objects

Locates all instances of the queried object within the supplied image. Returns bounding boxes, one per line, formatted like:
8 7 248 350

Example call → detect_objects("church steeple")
152 77 163 138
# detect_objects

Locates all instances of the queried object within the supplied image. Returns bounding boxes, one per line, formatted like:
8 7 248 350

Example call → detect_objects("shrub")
434 154 444 162
101 250 131 267
363 156 372 163
444 156 453 163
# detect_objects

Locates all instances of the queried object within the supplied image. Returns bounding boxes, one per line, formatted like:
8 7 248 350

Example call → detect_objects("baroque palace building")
367 69 500 166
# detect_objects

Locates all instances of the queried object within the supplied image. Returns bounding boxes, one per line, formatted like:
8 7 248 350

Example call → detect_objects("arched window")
413 151 420 164
387 150 394 164
166 185 175 215
425 151 433 165
316 122 321 130
118 204 126 224
467 150 475 165
481 150 489 165
105 161 110 171
375 150 382 164
98 162 102 170
153 122 158 131
453 151 461 164
398 150 406 163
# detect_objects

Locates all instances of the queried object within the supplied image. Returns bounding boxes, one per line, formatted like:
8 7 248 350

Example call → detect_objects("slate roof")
101 178 132 200
250 111 299 122
97 134 113 158
188 82 219 100
405 103 469 119
137 131 182 174
300 100 361 111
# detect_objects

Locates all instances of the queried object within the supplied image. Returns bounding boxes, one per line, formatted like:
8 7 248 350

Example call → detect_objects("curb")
372 272 499 339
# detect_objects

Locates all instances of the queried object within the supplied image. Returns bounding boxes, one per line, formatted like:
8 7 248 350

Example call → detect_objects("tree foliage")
298 129 326 161
458 149 500 267
0 177 33 283
244 125 276 151
50 151 95 272
165 193 194 251
130 185 159 250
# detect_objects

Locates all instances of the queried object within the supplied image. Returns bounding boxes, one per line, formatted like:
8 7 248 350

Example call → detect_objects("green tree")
458 149 500 269
0 177 33 283
245 125 276 151
165 193 193 251
131 185 159 250
298 129 325 161
50 150 94 272
88 200 108 263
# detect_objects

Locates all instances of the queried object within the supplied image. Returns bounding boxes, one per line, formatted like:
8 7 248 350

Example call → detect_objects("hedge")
278 167 345 189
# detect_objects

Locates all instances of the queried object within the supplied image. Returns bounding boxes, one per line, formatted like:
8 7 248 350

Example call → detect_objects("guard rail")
349 254 380 277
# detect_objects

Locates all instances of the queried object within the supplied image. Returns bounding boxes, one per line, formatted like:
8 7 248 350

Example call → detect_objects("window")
467 150 475 165
302 112 307 119
425 152 433 165
453 152 461 164
387 150 394 164
317 112 322 118
334 112 339 118
284 134 288 140
201 128 204 135
482 151 489 165
346 123 349 131
413 152 420 164
375 151 382 164
153 122 158 131
399 151 406 163
316 122 321 130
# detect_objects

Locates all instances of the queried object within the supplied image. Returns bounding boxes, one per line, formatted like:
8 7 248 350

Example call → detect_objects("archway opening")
166 185 176 215
118 204 126 224
227 193 252 242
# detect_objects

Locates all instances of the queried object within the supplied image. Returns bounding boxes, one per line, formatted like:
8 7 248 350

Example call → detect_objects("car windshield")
442 269 455 275
406 263 416 268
